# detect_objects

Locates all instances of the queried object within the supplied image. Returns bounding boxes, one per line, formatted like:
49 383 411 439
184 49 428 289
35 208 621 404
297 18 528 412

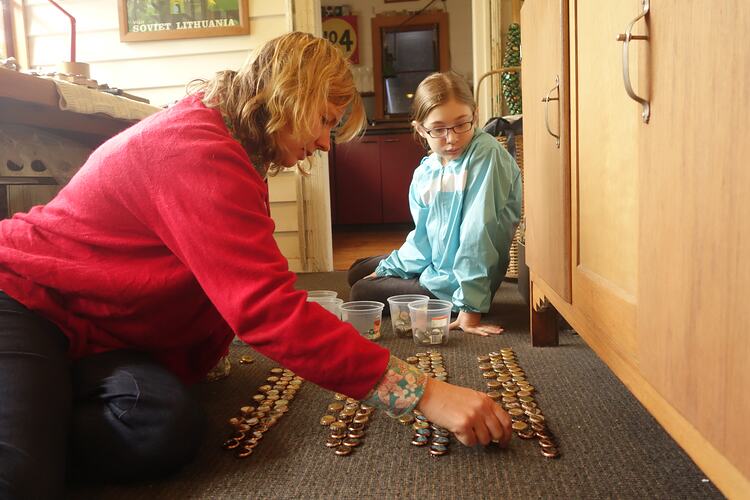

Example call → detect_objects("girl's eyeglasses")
422 118 474 138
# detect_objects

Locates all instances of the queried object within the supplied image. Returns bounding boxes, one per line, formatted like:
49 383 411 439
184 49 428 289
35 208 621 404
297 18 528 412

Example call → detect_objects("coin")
518 428 536 439
352 415 369 425
511 421 528 431
334 445 352 456
239 355 254 364
432 428 450 437
411 435 429 446
242 438 260 449
329 421 346 432
327 402 344 413
236 446 253 458
508 408 525 420
536 429 553 440
222 438 240 450
429 444 448 456
538 438 556 448
325 438 342 448
320 415 336 426
343 437 361 447
398 414 415 425
541 446 560 458
528 414 546 425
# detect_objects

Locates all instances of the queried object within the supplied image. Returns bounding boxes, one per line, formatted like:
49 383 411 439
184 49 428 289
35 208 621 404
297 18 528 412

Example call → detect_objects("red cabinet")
332 132 425 225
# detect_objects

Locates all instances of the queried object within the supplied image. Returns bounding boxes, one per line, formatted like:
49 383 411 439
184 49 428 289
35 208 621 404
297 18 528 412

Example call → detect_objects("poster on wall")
322 15 359 64
118 0 250 42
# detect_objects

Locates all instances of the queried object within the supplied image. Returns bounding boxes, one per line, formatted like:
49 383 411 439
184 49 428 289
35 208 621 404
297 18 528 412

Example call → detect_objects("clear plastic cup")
387 294 430 338
339 301 385 341
408 299 453 346
308 296 344 319
307 290 338 300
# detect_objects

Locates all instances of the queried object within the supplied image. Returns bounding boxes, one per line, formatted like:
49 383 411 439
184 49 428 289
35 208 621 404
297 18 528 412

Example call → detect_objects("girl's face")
273 102 345 167
413 99 476 165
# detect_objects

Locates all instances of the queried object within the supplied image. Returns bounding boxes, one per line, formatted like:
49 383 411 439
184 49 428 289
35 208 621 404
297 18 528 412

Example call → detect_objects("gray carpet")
68 273 723 499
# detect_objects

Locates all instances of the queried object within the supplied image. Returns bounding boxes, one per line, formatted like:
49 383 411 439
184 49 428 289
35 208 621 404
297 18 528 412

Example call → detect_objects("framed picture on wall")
118 0 249 42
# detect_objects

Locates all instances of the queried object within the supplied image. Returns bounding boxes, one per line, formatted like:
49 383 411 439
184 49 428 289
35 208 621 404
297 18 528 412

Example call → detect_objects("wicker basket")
496 135 524 279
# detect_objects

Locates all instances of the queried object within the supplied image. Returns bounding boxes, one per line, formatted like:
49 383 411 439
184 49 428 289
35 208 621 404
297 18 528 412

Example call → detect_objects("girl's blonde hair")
192 32 366 175
411 71 476 147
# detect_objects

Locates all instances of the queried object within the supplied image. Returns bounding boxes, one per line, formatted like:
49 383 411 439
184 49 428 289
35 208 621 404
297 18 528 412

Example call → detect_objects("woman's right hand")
416 377 512 447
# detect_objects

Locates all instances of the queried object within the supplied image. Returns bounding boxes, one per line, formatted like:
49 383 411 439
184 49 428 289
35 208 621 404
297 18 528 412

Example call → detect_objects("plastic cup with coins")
339 301 385 341
408 299 453 346
308 296 344 319
387 294 429 338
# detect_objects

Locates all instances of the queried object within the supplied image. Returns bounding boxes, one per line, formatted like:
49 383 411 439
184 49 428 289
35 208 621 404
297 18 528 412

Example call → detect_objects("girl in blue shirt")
348 71 522 336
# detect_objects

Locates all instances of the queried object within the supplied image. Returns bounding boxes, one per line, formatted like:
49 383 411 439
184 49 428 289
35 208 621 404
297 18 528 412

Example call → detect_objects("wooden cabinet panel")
380 133 425 223
333 132 424 225
569 0 640 365
638 0 750 493
334 138 382 224
524 0 750 496
520 0 572 302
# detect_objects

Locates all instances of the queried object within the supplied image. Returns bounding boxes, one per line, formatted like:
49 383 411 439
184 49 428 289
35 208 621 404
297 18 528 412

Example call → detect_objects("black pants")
0 292 205 500
347 255 436 311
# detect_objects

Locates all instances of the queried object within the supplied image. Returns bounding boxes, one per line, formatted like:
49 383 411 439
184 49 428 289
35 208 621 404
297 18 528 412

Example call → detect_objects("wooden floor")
332 226 411 271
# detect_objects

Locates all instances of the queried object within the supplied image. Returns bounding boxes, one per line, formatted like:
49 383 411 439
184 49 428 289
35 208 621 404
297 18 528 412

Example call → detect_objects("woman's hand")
449 310 504 336
416 378 512 447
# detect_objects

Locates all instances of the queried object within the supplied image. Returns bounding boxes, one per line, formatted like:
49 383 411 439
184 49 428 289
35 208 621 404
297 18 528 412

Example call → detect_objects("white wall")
24 0 289 106
321 0 474 89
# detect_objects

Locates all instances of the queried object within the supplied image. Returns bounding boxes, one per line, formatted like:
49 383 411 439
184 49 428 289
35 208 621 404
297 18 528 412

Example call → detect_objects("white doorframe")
291 0 334 272
472 0 494 127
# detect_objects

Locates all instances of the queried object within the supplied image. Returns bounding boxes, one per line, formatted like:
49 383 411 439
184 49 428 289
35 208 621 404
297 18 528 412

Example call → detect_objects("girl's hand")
449 310 504 336
363 272 377 279
416 378 512 447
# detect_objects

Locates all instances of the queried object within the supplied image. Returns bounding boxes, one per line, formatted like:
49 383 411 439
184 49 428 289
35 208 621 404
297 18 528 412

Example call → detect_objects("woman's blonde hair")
192 32 366 175
411 71 476 147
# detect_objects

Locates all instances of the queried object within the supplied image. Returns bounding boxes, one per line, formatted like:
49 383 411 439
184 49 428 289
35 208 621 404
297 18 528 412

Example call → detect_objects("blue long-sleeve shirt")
375 129 522 313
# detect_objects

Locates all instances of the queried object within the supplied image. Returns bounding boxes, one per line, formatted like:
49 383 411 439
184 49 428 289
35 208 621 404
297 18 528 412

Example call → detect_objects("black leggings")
0 292 205 500
347 255 436 311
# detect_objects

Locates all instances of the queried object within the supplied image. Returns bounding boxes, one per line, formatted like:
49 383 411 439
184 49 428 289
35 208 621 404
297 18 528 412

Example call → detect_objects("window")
1 0 15 60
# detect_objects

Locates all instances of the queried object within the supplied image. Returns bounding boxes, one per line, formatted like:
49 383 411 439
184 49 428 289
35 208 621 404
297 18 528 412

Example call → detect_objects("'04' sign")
322 15 359 64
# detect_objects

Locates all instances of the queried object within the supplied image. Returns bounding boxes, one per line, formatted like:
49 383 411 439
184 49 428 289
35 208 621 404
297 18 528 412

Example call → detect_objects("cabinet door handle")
617 0 650 123
382 138 400 143
362 140 378 144
541 75 560 148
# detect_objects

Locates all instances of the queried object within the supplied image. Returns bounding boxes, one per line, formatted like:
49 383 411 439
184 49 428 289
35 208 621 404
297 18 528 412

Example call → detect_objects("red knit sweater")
0 95 389 397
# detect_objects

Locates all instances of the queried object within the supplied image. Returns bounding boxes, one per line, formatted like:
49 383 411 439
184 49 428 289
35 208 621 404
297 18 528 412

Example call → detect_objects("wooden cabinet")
332 132 425 225
522 0 750 497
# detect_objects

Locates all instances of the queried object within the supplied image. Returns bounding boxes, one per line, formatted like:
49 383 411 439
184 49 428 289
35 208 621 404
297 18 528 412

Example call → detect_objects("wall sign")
322 15 359 64
118 0 250 42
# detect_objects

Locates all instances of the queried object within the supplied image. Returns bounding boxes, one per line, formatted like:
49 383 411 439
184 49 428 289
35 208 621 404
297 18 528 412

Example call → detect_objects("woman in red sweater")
0 32 510 498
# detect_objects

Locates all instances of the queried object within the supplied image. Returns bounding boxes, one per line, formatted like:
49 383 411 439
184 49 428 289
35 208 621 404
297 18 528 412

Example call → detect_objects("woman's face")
414 99 476 165
273 102 345 167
